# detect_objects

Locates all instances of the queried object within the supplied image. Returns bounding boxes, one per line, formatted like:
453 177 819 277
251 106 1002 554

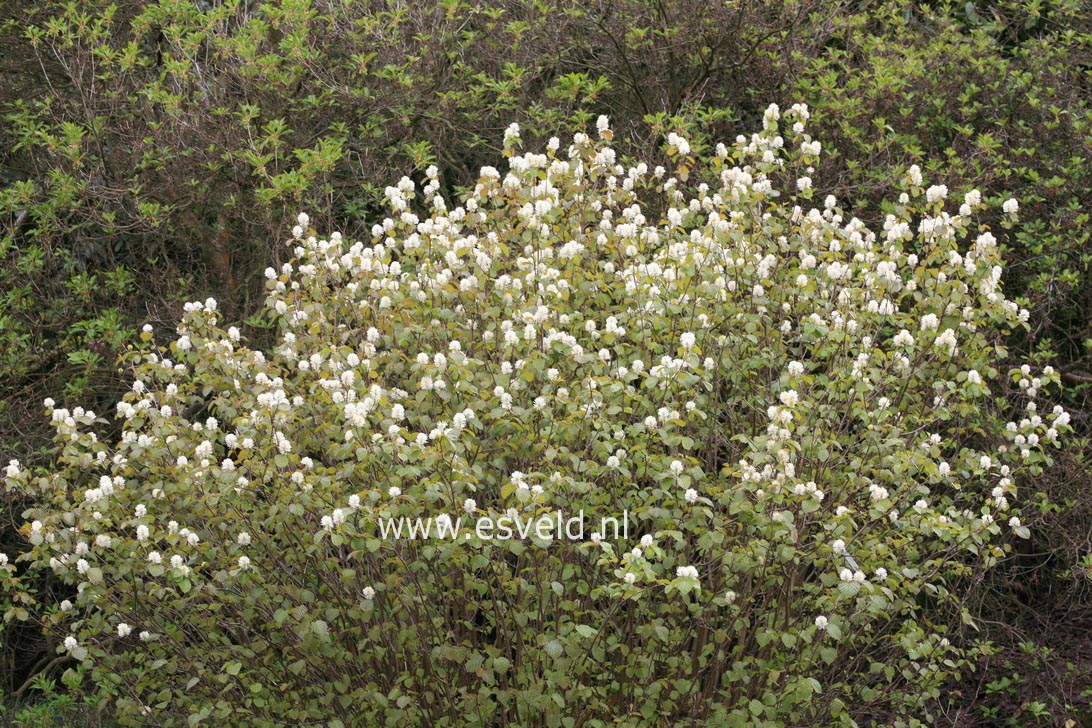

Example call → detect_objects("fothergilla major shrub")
2 105 1071 727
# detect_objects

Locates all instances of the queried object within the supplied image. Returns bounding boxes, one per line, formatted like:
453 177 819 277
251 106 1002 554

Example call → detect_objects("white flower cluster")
676 565 699 580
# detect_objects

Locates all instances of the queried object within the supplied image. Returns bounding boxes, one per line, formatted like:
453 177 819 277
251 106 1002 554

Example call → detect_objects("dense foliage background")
1 0 1090 724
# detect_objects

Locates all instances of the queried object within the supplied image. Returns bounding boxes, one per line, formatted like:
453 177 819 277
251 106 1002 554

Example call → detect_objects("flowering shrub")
3 106 1071 726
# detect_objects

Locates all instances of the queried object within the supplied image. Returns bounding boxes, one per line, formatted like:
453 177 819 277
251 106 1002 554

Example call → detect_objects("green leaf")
837 581 861 599
464 653 484 673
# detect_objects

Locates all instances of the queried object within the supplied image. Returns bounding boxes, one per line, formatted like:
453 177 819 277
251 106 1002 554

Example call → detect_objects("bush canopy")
3 107 1072 727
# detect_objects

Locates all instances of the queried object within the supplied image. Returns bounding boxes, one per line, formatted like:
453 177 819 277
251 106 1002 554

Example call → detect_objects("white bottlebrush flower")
118 623 132 638
667 132 690 156
361 586 376 600
1003 198 1019 214
815 615 828 630
680 332 696 349
669 460 684 476
934 328 958 355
